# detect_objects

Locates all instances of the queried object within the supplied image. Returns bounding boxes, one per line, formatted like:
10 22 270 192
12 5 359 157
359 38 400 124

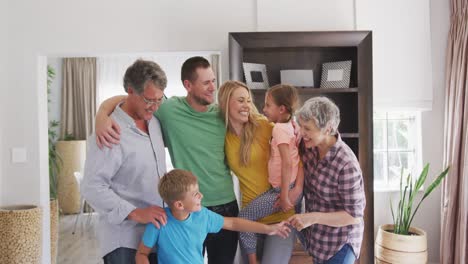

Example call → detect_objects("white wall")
0 0 7 205
256 0 355 31
373 1 450 263
356 0 433 110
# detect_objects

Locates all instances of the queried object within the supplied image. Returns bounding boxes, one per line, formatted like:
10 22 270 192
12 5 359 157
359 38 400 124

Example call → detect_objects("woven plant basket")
50 200 59 264
375 224 427 264
56 140 86 214
0 205 42 264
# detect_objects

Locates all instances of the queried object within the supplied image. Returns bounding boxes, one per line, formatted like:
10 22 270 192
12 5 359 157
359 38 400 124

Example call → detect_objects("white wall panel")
356 0 433 109
257 0 355 31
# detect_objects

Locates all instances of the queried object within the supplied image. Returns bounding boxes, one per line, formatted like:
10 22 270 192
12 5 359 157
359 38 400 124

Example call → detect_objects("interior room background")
0 1 449 263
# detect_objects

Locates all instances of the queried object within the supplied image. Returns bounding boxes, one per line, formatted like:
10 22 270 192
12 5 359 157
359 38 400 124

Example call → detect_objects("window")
373 111 422 191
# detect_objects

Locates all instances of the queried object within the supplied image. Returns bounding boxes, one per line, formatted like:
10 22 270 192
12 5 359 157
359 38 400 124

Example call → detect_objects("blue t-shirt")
142 207 224 264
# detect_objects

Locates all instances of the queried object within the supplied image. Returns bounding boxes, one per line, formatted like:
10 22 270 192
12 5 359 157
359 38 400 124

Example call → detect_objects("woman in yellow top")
218 80 304 264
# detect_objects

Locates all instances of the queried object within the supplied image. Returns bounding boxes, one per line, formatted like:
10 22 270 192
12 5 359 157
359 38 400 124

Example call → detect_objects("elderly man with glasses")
82 59 168 264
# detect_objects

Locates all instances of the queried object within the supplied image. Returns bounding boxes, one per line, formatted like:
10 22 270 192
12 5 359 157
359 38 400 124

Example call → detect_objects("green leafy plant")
63 132 76 141
390 163 449 235
47 65 56 104
47 65 61 200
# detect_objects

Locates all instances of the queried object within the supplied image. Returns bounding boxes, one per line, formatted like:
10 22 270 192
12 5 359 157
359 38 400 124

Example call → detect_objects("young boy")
135 169 291 264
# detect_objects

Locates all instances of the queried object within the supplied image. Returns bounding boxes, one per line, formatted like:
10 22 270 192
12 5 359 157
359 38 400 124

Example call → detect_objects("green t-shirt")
155 97 235 206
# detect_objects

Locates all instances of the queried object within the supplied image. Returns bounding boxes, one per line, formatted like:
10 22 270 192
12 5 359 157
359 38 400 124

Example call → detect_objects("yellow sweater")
225 117 294 224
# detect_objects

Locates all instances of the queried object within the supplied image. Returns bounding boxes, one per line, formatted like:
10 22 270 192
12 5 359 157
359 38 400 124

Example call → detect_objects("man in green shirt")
95 57 238 264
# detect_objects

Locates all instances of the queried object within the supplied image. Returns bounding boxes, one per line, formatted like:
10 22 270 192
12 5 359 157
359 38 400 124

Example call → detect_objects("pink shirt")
268 122 300 188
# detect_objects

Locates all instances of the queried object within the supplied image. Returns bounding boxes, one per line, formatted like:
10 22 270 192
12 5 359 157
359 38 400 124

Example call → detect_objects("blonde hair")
267 84 299 122
158 169 198 205
218 80 261 166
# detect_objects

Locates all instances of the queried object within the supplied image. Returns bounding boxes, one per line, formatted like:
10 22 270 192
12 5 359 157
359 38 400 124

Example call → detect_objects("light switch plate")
11 147 27 163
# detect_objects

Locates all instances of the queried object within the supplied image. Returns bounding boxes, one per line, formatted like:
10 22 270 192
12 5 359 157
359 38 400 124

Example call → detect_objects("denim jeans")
322 244 356 264
204 200 239 264
103 247 157 264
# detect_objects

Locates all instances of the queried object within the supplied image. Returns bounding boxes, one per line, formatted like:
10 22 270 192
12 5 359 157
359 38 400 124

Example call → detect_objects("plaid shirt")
300 135 365 263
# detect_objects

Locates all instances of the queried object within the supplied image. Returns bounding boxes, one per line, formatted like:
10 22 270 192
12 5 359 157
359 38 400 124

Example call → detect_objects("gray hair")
296 97 340 135
123 59 167 93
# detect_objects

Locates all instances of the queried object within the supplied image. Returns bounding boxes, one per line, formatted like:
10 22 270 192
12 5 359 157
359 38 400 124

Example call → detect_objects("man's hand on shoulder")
95 113 121 149
128 206 167 228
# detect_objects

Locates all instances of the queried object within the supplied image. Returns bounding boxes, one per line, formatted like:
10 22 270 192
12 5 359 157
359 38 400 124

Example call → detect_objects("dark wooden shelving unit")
229 31 374 264
251 87 359 95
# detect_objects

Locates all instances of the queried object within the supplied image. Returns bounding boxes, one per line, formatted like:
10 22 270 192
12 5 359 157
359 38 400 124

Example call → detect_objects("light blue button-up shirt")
82 103 166 257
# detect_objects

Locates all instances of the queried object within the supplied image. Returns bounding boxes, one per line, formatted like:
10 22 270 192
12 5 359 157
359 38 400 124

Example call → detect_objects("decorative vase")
56 140 86 214
50 199 59 264
0 205 42 264
375 224 427 264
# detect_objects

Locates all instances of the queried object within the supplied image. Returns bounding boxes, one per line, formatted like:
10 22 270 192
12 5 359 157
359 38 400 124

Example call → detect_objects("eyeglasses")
140 94 167 106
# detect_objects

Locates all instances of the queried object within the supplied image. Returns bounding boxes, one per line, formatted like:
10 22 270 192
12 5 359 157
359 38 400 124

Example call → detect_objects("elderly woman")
288 97 365 264
218 80 303 264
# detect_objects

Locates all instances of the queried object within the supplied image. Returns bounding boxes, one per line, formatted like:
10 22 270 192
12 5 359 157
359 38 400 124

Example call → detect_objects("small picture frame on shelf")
320 60 352 88
242 62 269 89
280 69 314 87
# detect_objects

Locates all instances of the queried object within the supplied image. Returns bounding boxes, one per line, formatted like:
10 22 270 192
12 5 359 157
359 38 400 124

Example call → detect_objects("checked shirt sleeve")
337 161 366 218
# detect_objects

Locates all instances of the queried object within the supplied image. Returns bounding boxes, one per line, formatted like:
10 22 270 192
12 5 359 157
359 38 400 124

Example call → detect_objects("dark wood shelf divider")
341 133 360 138
252 87 358 95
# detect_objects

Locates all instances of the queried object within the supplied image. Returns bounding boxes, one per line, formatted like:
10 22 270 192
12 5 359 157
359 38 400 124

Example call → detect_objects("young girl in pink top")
239 84 302 264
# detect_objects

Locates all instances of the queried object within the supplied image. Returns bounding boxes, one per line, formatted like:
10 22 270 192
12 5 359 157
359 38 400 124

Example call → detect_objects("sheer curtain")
61 57 97 140
96 56 137 106
96 52 221 107
211 54 221 90
441 0 468 263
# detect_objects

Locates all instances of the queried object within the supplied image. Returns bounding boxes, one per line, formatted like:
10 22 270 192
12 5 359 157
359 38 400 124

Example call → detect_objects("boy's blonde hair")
158 169 198 205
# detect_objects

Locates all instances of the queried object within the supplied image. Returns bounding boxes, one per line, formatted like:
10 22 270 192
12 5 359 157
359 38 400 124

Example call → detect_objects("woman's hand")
95 113 121 149
287 213 317 231
266 221 291 238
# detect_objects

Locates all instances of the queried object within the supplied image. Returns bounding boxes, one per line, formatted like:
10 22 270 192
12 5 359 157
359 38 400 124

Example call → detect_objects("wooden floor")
58 213 102 264
58 214 310 264
288 238 313 264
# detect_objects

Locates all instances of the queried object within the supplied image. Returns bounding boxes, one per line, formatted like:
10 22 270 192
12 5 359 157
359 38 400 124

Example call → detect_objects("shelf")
340 133 359 138
251 87 358 95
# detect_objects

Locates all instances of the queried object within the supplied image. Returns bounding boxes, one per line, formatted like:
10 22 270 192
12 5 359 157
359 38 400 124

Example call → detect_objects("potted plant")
375 163 450 264
55 134 86 214
47 64 60 264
